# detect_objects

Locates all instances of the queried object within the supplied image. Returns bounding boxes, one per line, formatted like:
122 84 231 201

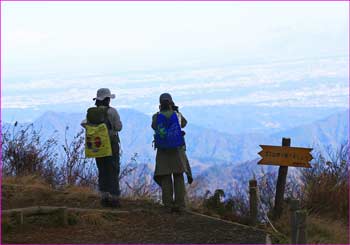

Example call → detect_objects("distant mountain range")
2 106 348 195
196 157 310 195
4 107 348 176
181 105 346 135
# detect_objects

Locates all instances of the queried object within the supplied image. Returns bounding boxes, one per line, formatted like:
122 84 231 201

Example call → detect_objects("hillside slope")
2 177 267 244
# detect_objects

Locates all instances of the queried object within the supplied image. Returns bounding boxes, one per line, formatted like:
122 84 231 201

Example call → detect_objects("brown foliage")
195 186 250 225
1 123 99 189
299 143 349 222
120 154 161 201
60 127 97 188
2 123 59 186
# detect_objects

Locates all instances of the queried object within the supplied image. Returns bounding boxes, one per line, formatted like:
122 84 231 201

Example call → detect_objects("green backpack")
87 107 111 126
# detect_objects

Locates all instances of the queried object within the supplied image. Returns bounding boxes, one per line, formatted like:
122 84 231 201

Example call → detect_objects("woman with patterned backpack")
81 88 122 208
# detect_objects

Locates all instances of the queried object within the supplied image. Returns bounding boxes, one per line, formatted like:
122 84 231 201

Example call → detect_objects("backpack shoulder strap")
100 106 112 130
174 111 182 125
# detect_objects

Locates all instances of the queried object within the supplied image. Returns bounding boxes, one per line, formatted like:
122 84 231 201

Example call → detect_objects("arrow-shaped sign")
258 145 313 168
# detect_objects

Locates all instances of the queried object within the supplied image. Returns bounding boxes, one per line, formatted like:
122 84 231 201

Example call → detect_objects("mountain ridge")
3 108 348 176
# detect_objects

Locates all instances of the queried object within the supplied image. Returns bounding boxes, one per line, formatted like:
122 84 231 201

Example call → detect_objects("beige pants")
160 173 185 208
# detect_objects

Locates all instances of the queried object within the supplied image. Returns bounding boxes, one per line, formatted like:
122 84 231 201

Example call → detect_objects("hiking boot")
109 195 121 208
160 206 173 214
100 192 111 207
101 198 109 207
187 175 193 185
171 206 186 214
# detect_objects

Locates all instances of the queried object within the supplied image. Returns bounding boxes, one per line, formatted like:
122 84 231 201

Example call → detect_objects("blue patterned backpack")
154 112 185 149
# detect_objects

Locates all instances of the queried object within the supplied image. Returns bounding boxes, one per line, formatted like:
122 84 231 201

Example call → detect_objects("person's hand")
187 175 193 184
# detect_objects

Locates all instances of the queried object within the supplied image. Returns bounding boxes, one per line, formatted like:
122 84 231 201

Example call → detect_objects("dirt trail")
2 183 268 244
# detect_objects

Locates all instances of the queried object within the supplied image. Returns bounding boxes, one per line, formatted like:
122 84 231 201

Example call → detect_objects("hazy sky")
1 2 349 117
3 1 348 76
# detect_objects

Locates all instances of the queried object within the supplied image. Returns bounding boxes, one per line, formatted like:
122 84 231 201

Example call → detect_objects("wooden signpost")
258 145 312 168
257 138 313 219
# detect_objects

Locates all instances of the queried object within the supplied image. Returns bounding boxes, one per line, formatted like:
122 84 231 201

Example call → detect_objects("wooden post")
249 179 258 226
56 207 68 226
296 210 307 244
289 199 300 244
12 211 24 226
273 138 290 219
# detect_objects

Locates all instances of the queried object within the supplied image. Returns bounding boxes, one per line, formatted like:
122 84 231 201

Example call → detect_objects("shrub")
201 187 250 224
2 123 59 186
204 189 225 212
60 127 97 188
299 143 349 222
120 154 161 201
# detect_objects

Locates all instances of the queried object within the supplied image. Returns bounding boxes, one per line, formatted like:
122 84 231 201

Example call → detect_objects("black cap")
159 93 173 104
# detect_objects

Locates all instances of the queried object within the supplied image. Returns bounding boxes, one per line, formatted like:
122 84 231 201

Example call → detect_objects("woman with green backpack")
152 93 192 213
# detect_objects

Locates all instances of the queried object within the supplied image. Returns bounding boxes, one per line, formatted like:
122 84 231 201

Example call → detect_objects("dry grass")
300 145 349 223
3 177 120 234
62 185 99 206
307 215 349 244
2 175 50 190
78 212 109 226
302 172 349 222
63 185 95 194
271 209 349 244
2 175 100 210
2 175 57 210
2 177 268 244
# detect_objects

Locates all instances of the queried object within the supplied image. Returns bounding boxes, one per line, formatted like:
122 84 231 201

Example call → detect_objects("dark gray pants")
96 153 120 196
